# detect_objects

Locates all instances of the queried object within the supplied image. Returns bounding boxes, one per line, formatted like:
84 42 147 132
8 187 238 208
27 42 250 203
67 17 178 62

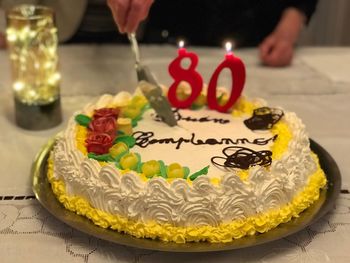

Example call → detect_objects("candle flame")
225 42 232 53
179 40 185 48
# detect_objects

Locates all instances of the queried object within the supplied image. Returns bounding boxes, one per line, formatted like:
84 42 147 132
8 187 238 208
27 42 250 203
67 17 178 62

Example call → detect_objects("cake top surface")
132 107 276 179
72 90 288 183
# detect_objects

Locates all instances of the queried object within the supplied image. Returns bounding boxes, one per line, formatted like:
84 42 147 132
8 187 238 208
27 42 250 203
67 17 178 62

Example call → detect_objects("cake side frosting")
48 153 326 243
49 92 327 242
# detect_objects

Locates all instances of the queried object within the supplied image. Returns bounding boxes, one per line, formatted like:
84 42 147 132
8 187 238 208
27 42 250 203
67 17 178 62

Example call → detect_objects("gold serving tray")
32 137 341 252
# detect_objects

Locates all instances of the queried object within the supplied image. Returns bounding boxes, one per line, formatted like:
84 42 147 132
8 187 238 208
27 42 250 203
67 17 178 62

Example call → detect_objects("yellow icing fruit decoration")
141 160 161 178
131 95 148 109
193 91 207 107
176 81 192 100
109 142 128 159
121 105 141 119
117 117 133 135
120 152 139 170
217 88 229 106
167 163 185 179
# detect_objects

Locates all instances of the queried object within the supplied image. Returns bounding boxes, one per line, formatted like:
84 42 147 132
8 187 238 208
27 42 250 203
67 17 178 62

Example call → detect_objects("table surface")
0 45 349 262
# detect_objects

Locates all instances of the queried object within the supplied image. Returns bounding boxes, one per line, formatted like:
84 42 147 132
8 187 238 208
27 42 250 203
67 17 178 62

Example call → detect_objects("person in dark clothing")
107 0 318 67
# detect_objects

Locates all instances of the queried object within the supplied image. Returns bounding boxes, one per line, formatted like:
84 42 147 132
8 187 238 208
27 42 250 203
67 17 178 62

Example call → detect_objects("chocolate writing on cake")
211 146 272 170
152 109 230 124
244 107 284 130
133 131 278 150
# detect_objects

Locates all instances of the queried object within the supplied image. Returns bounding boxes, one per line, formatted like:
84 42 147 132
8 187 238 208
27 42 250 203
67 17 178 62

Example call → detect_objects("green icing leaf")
131 119 138 127
132 116 142 127
135 153 142 165
88 153 114 162
130 104 151 128
217 93 225 104
114 150 129 162
114 135 136 148
134 114 143 122
190 104 204 110
75 114 91 127
140 104 151 115
183 167 190 179
158 160 167 179
189 165 210 181
136 161 143 173
117 130 125 135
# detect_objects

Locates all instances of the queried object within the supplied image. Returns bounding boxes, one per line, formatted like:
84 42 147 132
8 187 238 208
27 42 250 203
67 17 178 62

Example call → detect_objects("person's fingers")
107 0 131 33
262 40 293 67
273 42 293 66
259 35 276 61
124 0 153 33
124 1 143 33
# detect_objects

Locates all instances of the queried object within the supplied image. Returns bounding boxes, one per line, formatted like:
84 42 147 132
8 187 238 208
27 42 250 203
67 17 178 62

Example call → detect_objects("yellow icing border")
47 155 327 243
236 118 291 181
270 121 293 160
231 96 261 117
76 125 88 155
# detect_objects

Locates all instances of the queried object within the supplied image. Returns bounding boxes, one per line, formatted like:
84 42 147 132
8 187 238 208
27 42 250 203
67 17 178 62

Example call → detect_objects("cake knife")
128 33 177 127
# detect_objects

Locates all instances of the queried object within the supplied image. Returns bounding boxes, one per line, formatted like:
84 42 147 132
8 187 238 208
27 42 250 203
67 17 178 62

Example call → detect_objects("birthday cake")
47 87 327 243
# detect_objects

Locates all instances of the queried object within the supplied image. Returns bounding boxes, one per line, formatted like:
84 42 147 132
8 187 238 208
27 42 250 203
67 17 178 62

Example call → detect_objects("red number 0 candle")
168 41 203 108
207 42 246 112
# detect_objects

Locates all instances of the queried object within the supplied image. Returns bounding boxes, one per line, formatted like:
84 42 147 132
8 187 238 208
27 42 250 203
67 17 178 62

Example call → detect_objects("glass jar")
6 5 62 130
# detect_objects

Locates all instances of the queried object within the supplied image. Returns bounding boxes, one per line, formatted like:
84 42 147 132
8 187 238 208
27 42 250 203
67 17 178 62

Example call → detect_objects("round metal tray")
32 138 341 252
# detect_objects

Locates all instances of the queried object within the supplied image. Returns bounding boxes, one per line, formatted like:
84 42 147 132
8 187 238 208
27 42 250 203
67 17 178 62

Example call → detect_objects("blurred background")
0 0 349 46
298 0 350 46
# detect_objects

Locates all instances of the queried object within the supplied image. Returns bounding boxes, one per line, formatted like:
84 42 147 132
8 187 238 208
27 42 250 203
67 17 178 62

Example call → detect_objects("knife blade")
128 33 177 127
136 65 177 127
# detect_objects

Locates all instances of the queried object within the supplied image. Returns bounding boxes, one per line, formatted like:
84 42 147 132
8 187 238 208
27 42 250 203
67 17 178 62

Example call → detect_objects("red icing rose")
88 117 117 137
86 132 114 155
93 108 119 119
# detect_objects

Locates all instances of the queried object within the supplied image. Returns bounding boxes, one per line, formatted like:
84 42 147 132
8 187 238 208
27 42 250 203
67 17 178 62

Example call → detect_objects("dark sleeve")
286 0 319 23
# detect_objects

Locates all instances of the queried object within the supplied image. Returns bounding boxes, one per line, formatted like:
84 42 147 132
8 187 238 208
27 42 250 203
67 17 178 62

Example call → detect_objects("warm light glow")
178 40 185 48
48 72 61 85
6 28 17 42
28 90 36 98
13 81 24 91
7 5 60 105
44 61 53 69
225 42 232 53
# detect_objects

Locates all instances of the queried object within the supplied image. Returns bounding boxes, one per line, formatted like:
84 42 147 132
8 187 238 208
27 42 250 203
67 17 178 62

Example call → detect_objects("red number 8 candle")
207 42 246 113
168 41 203 108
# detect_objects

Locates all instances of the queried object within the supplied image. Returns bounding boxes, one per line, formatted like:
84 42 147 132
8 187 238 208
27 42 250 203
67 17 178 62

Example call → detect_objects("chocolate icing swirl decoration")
211 146 272 170
244 107 284 131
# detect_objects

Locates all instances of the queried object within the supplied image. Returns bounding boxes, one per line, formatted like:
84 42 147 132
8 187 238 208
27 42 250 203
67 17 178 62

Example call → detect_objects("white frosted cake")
48 89 327 243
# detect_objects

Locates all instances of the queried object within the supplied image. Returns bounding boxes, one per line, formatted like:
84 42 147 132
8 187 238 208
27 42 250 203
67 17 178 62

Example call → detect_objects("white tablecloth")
0 45 349 262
